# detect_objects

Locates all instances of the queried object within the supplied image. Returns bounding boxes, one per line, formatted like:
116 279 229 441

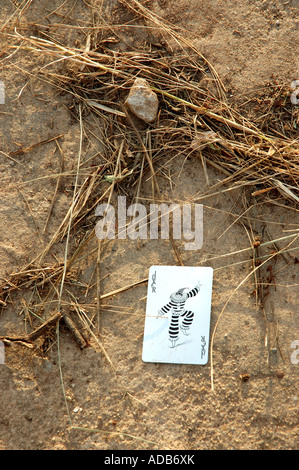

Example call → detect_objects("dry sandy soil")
0 0 298 451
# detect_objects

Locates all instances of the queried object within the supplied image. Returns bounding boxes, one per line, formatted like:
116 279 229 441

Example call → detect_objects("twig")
0 311 62 345
27 311 62 342
100 278 148 300
9 134 64 157
63 311 87 349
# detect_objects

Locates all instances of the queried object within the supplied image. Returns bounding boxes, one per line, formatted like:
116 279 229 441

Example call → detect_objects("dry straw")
0 0 298 397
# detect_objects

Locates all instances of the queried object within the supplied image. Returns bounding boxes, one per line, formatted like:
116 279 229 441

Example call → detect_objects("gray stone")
125 78 159 123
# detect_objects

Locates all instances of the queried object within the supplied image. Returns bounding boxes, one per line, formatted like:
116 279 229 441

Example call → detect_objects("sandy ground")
0 0 298 451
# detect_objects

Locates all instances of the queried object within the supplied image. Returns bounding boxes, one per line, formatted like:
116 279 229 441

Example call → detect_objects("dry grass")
9 17 299 205
0 0 298 395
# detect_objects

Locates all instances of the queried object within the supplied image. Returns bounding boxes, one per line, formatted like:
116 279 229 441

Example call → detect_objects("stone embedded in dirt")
124 78 159 123
290 80 299 105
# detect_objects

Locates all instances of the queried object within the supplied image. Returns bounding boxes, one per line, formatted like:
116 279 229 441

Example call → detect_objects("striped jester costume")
158 283 201 348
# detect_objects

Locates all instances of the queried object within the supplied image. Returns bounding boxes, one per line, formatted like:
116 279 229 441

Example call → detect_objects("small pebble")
125 78 159 124
73 406 82 413
240 373 250 382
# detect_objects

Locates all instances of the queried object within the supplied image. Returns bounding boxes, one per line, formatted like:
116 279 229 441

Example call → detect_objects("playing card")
142 265 213 365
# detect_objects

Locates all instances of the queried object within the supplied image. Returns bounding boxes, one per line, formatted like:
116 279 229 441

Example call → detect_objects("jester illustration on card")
157 282 201 348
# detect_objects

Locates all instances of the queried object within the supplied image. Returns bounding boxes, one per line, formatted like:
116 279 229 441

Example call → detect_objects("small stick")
0 311 63 346
27 311 62 342
0 337 33 348
63 312 87 349
9 134 64 157
100 278 148 300
0 150 25 166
